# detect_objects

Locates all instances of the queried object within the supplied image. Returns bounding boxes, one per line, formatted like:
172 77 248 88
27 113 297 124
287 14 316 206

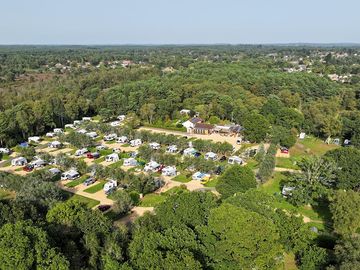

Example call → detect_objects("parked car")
219 156 227 162
215 166 224 175
98 205 111 212
87 152 100 159
280 147 289 154
23 164 34 172
83 177 96 186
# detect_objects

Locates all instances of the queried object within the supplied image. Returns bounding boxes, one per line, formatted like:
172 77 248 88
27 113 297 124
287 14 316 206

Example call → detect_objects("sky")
0 0 359 44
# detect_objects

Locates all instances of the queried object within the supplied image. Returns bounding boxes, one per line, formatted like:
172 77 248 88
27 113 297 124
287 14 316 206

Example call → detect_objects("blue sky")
0 0 359 44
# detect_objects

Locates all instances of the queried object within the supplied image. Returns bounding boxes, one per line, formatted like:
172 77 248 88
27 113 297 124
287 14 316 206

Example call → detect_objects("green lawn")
83 182 105 193
172 174 191 183
204 178 219 187
108 160 123 168
94 157 105 164
290 137 339 158
276 157 300 170
0 154 10 161
68 194 100 208
65 176 88 188
140 193 167 207
244 159 259 170
260 172 331 231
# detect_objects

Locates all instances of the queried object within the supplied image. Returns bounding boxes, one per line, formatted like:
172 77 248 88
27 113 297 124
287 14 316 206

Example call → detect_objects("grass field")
204 178 219 187
94 157 105 164
260 172 331 231
172 174 191 183
65 176 88 188
140 186 187 207
68 194 100 208
276 157 300 170
83 182 105 193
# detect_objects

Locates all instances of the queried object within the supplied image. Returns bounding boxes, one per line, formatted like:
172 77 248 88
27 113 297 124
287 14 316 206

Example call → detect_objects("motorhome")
61 169 80 180
130 139 142 147
105 153 119 162
162 166 177 177
116 136 128 143
149 142 161 150
205 152 218 161
228 156 243 165
123 158 138 166
11 157 27 166
75 148 89 156
104 133 117 141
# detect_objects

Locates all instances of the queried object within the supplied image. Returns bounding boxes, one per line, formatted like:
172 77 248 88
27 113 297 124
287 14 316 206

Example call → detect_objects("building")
182 117 203 133
193 123 214 135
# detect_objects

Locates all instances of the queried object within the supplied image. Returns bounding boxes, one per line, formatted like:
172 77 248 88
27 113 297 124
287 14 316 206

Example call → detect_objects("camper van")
104 179 117 195
75 148 89 156
61 169 80 180
104 133 117 141
130 139 142 147
123 158 138 166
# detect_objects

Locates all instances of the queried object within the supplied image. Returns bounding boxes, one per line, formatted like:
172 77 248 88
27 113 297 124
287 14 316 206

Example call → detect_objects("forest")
0 45 360 269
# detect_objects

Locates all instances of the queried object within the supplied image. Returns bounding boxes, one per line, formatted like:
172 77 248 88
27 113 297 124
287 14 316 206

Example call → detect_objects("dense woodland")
0 45 360 269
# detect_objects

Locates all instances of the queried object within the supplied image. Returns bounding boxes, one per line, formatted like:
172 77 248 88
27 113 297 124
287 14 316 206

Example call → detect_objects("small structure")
162 166 177 176
228 156 243 165
167 145 178 153
75 148 89 156
53 128 64 134
182 117 203 133
110 121 121 127
104 179 117 194
46 132 55 138
130 139 142 147
73 120 82 126
205 152 218 161
117 115 126 121
180 109 191 115
64 124 76 129
193 123 214 135
28 136 41 144
0 148 11 154
333 138 340 145
31 159 46 168
86 132 98 139
82 117 91 121
77 129 87 134
96 145 108 150
123 157 138 166
282 186 295 197
299 132 306 140
61 169 80 180
48 141 62 149
149 142 161 150
183 147 197 157
144 161 161 172
11 157 27 166
116 136 128 143
105 153 119 163
104 133 117 141
49 168 61 175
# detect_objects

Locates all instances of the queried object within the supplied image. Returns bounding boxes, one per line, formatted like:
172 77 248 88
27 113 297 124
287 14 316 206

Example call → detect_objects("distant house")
182 117 203 133
121 60 132 68
193 123 214 135
105 153 119 163
11 157 27 166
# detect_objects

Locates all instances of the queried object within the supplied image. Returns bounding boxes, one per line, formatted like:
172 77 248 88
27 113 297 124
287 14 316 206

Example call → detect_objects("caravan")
149 142 161 150
104 179 117 195
11 157 27 166
205 152 218 161
104 133 117 141
116 136 128 143
228 156 243 165
123 158 138 166
61 169 80 180
130 139 142 147
105 153 119 163
162 166 177 177
75 148 89 156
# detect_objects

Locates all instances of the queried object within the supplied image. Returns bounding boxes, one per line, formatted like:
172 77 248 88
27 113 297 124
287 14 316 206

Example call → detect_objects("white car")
0 148 11 155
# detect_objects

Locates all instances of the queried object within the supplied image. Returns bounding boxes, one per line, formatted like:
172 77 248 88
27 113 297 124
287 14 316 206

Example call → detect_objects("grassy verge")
140 194 167 207
84 182 105 193
172 174 191 183
65 176 88 188
94 157 105 164
204 178 219 187
0 189 15 200
276 157 300 170
68 194 100 208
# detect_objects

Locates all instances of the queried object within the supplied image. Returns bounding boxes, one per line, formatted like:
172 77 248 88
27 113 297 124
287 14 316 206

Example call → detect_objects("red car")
23 164 34 172
87 152 100 159
280 147 289 154
157 164 165 173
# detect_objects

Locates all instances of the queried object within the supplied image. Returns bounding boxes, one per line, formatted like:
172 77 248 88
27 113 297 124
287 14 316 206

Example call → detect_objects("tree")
140 103 156 124
242 113 270 143
257 143 277 183
216 165 256 198
325 148 360 190
0 221 69 270
330 190 360 236
298 245 329 270
112 190 133 216
198 203 283 269
155 191 218 229
333 235 360 269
